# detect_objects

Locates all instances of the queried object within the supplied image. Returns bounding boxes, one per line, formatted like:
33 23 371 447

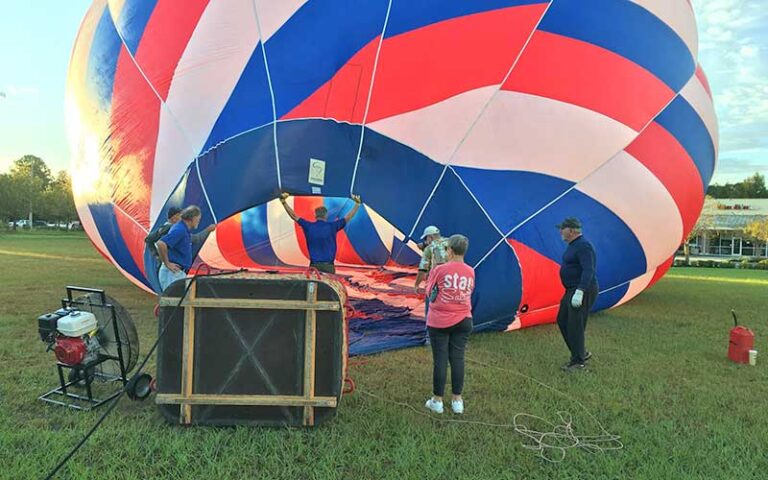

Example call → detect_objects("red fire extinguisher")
728 310 754 364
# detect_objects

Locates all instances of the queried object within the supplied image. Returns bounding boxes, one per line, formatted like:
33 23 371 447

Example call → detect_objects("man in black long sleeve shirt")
556 217 599 372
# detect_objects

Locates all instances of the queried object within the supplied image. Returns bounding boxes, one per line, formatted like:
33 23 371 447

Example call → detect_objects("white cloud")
0 85 40 100
693 0 768 182
8 85 39 95
1 85 40 98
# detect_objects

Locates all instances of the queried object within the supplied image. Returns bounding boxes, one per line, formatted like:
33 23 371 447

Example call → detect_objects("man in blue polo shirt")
145 206 215 272
556 217 599 372
279 193 362 274
156 205 206 291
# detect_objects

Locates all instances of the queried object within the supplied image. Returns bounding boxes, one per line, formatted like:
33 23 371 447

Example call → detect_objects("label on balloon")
308 158 326 185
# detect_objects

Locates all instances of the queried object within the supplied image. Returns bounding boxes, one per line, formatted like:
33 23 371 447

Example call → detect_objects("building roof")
701 198 768 230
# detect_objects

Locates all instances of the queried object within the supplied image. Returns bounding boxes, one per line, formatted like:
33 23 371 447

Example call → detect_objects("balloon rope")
354 355 623 463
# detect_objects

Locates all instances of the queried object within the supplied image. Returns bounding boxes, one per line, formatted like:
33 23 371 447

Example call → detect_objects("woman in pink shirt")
423 234 474 415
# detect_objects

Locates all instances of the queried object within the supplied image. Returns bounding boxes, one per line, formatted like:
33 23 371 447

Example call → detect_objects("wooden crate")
155 273 348 427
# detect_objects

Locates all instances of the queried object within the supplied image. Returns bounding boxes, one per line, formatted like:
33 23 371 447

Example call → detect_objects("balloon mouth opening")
188 196 429 353
194 195 422 271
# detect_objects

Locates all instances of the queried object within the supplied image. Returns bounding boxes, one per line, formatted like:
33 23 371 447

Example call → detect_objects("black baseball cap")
167 207 183 219
556 217 582 229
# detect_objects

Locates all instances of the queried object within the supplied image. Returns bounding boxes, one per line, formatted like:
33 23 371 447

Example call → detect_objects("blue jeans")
159 264 187 292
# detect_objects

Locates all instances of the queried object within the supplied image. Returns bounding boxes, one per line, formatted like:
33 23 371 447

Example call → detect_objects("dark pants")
428 317 473 397
310 262 336 274
556 284 598 363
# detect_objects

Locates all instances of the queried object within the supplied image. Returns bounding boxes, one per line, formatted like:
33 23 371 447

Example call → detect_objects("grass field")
1 231 767 480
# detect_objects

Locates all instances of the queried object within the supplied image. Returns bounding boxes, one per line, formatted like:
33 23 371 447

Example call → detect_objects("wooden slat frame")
156 394 337 407
180 280 196 424
303 282 318 426
165 277 342 426
159 297 339 311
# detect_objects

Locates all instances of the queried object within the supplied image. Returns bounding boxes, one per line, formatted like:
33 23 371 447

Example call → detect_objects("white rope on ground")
356 356 622 463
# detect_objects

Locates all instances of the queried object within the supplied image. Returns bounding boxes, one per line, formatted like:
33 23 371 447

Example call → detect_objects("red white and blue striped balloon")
67 0 717 332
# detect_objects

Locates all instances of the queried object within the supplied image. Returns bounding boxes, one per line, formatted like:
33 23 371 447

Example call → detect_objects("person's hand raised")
351 194 362 204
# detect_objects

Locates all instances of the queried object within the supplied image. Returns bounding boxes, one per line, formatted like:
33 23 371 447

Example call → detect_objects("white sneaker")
451 399 464 415
425 398 444 414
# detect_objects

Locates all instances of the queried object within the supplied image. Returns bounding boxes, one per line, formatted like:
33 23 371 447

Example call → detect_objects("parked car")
68 221 82 231
46 222 69 229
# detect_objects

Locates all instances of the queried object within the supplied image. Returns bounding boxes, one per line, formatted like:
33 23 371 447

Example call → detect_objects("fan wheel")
126 373 153 401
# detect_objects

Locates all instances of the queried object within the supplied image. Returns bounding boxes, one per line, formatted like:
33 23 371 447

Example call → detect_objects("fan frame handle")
66 286 107 305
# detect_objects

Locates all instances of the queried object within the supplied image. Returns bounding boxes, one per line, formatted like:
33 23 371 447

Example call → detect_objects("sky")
0 1 766 184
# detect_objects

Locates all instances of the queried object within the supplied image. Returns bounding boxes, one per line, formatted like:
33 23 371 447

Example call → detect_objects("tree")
0 174 26 225
707 172 768 199
740 173 768 198
41 171 78 222
1 172 36 226
0 175 11 220
7 155 52 227
744 218 768 246
10 155 52 189
1 162 79 230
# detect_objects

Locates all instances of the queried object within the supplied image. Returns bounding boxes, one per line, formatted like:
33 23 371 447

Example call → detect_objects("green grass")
667 266 768 282
1 232 767 479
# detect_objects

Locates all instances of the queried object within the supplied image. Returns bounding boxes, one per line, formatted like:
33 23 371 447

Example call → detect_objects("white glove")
571 289 584 309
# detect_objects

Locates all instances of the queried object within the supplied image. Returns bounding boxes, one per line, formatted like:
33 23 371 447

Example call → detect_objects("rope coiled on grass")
356 356 623 463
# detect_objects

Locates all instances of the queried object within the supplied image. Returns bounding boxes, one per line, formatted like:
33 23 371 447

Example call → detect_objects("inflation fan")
38 286 151 410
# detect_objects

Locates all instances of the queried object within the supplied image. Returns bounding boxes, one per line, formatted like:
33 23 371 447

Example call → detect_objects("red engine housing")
54 336 87 365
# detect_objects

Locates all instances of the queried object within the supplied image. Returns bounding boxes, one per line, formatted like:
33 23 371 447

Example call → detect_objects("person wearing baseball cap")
414 225 450 341
555 217 598 372
145 205 215 273
414 225 450 292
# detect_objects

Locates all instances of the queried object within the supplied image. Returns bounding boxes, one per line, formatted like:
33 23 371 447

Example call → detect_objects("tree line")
706 172 768 198
0 155 78 228
1 155 765 232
